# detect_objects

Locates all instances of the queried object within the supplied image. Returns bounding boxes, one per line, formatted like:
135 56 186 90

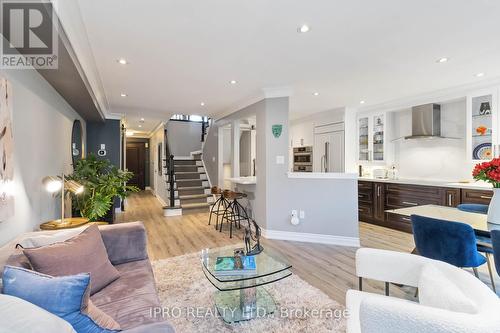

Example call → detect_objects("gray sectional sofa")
0 222 174 333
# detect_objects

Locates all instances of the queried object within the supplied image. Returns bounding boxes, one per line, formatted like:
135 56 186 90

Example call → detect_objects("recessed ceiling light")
230 80 237 85
360 100 366 104
117 58 128 65
138 125 142 128
436 57 449 63
200 102 205 106
120 93 127 97
476 72 485 78
125 130 135 137
298 24 310 33
313 92 319 96
140 118 145 122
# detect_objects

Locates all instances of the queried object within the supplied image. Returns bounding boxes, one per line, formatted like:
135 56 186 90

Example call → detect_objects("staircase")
164 152 213 216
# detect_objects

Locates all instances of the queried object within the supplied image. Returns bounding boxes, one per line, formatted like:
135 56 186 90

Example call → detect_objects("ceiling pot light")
298 24 310 33
117 58 128 65
125 130 135 137
138 125 142 128
200 102 205 106
436 57 449 63
120 93 127 97
140 118 145 122
230 80 237 85
476 72 485 78
360 100 366 104
313 92 319 96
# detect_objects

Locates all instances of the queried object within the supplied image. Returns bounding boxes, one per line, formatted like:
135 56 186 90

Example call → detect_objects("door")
313 130 345 172
126 142 146 190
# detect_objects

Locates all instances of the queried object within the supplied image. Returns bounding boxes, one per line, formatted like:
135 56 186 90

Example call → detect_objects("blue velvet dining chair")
490 230 500 279
457 203 496 292
411 215 492 283
457 203 489 215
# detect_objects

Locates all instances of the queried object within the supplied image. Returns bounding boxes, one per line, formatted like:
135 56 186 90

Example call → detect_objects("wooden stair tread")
178 194 211 199
181 202 210 209
175 178 205 182
175 171 205 175
177 186 209 190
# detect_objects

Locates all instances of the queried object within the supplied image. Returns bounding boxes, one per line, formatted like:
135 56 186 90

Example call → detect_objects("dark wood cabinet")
461 189 493 205
444 188 461 207
358 180 492 234
373 183 385 221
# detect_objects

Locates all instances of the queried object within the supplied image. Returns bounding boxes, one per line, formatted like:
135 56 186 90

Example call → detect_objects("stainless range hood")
404 103 443 140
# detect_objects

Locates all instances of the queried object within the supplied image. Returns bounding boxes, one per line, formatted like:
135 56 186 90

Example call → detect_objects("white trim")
164 208 182 217
154 193 167 207
190 150 202 156
145 186 152 191
173 156 192 160
262 229 360 247
105 112 124 120
287 172 358 179
262 86 293 98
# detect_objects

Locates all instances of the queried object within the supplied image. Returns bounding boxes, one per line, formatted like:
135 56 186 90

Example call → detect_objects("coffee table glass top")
201 246 292 291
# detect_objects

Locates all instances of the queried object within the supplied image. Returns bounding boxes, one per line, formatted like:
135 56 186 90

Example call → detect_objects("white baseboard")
164 208 182 216
145 186 152 191
174 156 192 160
262 229 360 247
155 194 167 207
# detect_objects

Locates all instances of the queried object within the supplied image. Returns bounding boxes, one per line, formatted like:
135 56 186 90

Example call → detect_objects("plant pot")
487 188 500 225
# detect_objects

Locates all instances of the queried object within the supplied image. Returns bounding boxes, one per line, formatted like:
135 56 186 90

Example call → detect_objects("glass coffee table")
201 246 292 323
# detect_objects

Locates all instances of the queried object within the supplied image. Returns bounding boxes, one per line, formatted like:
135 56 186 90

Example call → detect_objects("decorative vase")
487 188 500 225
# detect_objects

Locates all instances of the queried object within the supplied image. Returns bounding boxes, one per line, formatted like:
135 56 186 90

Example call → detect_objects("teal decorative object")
272 124 283 138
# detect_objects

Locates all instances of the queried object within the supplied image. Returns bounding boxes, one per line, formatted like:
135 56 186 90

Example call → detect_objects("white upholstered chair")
346 248 500 333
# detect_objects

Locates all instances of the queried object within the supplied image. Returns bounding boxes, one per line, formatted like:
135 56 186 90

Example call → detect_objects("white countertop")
287 172 358 179
227 176 257 185
359 176 493 191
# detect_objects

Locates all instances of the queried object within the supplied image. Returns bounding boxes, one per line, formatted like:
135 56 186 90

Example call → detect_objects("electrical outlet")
299 210 305 219
276 155 285 164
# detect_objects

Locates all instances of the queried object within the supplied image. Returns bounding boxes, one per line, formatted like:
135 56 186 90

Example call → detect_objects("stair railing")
164 127 176 208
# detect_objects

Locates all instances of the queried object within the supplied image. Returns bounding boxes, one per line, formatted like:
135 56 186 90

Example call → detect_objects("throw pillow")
23 224 120 294
18 228 84 248
2 265 121 333
0 294 76 333
418 263 478 314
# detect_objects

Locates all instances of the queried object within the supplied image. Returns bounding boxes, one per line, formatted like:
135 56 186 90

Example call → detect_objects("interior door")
313 130 345 173
126 142 146 190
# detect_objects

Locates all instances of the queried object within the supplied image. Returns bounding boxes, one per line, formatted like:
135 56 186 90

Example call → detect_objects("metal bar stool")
219 190 250 238
208 186 229 229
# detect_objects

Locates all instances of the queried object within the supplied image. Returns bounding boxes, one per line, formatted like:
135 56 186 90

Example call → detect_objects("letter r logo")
1 2 53 55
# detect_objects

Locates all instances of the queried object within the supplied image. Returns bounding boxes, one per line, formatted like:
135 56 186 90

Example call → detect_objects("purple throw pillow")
23 224 120 295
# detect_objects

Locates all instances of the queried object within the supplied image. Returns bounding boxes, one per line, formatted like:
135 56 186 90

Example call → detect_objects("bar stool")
208 186 229 229
219 190 250 238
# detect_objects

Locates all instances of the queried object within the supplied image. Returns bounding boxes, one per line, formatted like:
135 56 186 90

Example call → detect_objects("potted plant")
68 154 139 222
473 158 500 224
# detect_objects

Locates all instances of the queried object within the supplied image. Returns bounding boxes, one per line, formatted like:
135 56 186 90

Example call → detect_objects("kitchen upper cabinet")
357 112 387 164
467 88 499 161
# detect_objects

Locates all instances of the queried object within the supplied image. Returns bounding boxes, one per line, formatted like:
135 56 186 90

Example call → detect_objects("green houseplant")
68 154 138 221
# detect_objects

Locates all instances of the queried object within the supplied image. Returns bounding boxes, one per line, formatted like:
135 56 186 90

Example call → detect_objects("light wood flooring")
117 191 497 304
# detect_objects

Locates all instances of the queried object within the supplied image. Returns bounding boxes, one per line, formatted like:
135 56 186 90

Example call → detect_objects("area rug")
152 251 347 333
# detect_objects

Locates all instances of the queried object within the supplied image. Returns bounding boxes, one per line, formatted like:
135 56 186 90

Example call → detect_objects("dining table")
386 204 500 248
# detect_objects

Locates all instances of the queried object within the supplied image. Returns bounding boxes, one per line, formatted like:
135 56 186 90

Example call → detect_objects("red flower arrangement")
473 157 500 188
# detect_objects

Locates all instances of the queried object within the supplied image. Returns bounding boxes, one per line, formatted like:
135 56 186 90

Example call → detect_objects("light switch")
276 155 285 164
299 210 305 219
212 156 216 162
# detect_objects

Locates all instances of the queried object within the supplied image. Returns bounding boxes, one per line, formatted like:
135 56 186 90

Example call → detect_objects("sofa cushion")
91 259 162 330
23 225 120 295
2 266 120 333
0 294 77 333
418 263 478 314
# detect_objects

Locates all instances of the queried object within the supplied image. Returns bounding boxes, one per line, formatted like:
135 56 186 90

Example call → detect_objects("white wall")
0 68 85 246
392 100 473 181
166 121 203 156
149 124 168 205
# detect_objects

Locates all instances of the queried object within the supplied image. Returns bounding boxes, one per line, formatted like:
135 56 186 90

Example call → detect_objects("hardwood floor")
117 191 497 304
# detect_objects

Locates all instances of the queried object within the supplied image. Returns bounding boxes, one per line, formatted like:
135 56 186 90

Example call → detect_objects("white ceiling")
75 0 500 134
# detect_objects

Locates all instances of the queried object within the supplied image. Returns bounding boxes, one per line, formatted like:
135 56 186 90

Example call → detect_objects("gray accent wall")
86 119 121 208
0 66 85 246
166 120 203 156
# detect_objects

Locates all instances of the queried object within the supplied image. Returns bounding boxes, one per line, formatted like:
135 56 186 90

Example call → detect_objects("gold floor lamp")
42 175 84 226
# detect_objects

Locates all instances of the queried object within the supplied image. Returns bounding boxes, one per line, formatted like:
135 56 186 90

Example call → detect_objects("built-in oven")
293 146 313 172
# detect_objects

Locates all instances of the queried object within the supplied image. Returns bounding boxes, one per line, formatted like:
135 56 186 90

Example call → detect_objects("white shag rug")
152 251 347 333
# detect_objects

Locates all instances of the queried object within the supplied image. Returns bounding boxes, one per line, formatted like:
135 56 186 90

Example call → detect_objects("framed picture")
158 143 162 176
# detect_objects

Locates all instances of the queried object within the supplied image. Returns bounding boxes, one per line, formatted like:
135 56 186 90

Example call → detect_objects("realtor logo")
1 1 58 69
